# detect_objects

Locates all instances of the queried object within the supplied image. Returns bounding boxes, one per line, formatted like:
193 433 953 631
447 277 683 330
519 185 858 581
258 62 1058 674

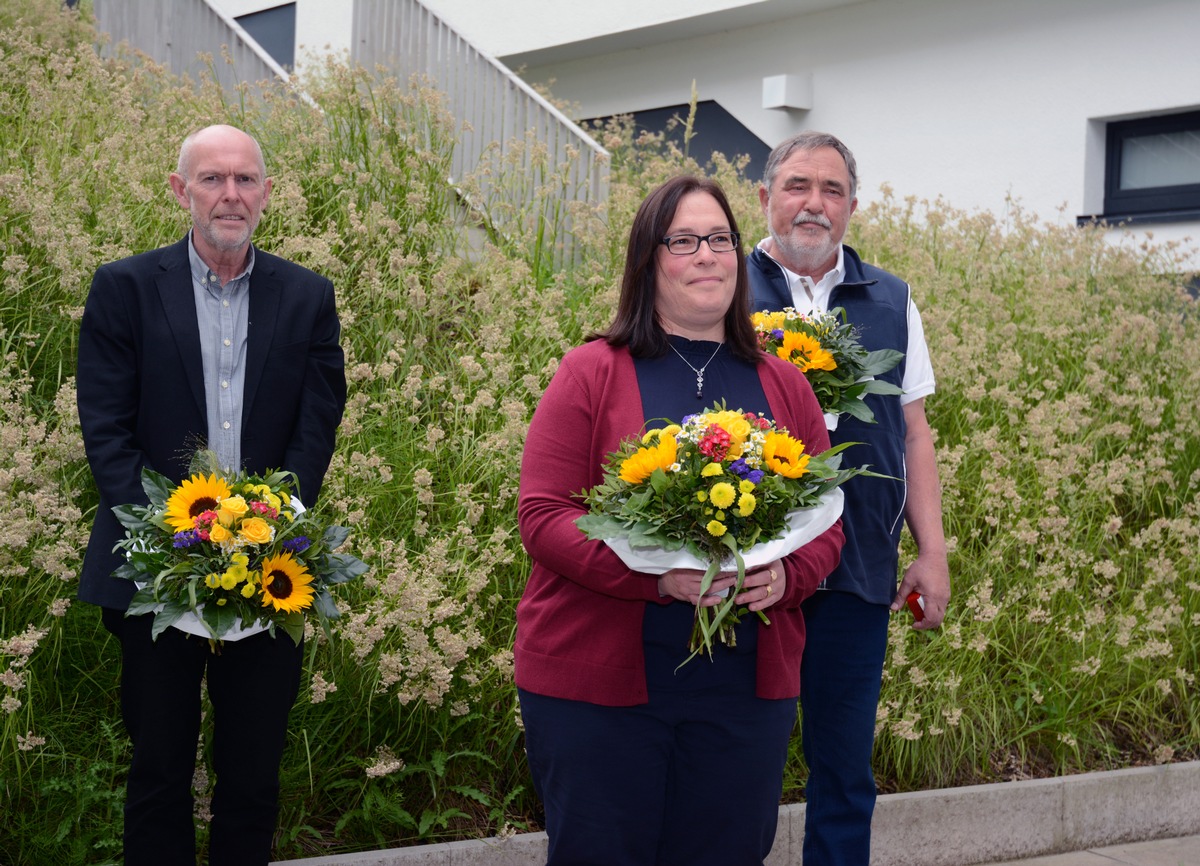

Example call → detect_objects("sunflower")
164 473 233 533
618 433 678 484
762 430 811 479
258 552 315 613
778 330 837 373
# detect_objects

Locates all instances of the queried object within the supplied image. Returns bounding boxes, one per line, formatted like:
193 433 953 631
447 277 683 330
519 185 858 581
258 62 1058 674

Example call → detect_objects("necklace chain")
668 341 723 399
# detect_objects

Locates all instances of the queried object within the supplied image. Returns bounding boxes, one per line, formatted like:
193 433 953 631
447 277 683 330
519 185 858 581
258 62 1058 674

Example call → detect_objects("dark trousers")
519 682 797 866
103 609 303 866
799 590 891 866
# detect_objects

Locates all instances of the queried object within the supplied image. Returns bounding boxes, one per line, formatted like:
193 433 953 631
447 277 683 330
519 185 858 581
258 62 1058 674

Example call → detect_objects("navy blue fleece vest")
748 245 909 605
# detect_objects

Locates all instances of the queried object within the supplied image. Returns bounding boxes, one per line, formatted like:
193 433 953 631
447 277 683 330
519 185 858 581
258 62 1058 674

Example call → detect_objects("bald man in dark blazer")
77 124 346 865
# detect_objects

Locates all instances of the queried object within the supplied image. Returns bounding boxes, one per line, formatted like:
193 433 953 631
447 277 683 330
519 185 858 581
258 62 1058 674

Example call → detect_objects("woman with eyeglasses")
514 175 845 865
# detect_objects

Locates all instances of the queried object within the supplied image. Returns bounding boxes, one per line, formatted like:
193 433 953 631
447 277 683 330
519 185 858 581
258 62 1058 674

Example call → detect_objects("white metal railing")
92 0 608 267
92 0 288 93
351 0 609 267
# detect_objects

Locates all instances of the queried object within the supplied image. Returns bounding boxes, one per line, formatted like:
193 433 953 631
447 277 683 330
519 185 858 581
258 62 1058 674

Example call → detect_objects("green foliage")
1 0 1198 863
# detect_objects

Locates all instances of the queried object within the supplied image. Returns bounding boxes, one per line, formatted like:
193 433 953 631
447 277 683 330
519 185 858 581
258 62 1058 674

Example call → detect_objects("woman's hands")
657 558 785 611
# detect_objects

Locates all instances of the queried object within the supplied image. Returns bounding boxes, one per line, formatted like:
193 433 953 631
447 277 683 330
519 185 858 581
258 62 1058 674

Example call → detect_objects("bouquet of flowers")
112 451 368 645
752 307 904 428
576 404 871 665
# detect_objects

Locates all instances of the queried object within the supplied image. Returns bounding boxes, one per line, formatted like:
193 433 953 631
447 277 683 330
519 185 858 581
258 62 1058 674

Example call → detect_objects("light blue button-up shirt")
187 233 253 475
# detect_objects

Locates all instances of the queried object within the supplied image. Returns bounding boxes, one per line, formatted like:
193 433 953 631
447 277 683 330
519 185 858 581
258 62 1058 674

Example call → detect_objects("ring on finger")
765 584 773 597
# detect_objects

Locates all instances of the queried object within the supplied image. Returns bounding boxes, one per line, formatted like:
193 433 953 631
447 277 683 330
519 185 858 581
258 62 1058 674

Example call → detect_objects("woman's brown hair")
590 175 759 362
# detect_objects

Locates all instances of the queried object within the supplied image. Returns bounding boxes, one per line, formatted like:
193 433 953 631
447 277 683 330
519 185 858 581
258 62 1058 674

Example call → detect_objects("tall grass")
0 1 1197 862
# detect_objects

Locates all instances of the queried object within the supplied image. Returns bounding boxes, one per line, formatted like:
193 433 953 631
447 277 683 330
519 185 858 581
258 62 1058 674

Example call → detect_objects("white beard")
768 225 840 277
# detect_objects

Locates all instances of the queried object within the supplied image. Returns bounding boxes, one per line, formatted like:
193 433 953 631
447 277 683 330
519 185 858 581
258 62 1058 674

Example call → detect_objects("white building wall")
486 0 1200 269
204 0 1200 270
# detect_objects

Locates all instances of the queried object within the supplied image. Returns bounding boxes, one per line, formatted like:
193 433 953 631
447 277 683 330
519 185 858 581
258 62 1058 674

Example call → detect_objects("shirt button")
223 299 230 307
223 338 232 347
221 380 229 389
222 421 231 430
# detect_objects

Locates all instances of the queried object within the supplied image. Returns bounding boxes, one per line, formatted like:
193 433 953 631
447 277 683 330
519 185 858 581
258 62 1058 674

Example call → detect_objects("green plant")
1 0 1197 862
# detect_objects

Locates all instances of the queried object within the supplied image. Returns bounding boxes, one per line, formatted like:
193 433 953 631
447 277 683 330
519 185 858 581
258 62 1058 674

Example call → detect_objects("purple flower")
771 328 784 340
173 530 201 548
728 458 764 486
282 536 311 553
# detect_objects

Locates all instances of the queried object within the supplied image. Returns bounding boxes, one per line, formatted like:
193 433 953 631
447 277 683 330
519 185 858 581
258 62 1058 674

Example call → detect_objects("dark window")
235 3 296 70
1103 110 1200 224
586 100 769 182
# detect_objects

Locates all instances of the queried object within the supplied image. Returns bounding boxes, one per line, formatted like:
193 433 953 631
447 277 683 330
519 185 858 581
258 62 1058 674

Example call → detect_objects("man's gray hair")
762 131 858 200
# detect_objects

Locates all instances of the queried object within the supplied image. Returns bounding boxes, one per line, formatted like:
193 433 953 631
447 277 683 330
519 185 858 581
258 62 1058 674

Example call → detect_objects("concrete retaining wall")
274 760 1200 866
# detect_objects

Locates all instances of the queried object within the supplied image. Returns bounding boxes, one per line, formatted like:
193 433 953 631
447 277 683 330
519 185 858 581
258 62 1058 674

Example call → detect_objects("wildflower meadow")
1 1 1197 862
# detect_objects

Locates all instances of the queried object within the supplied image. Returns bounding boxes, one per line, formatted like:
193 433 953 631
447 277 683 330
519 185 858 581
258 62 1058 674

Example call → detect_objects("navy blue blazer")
76 236 347 610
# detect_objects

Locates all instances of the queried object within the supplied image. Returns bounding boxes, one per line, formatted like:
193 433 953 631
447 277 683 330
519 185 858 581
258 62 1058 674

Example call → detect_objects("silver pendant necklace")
668 341 723 399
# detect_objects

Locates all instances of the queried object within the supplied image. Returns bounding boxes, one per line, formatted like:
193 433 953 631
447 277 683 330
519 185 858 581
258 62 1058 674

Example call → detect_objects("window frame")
1103 110 1200 224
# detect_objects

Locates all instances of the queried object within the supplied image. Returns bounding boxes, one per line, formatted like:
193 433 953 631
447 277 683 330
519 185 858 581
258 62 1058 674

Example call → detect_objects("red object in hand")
906 591 925 621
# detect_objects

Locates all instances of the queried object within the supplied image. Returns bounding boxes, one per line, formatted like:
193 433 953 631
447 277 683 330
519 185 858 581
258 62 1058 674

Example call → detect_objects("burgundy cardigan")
515 339 845 705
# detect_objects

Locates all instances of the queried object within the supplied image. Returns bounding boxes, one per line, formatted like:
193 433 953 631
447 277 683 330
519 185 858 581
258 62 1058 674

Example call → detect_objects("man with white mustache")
747 131 950 866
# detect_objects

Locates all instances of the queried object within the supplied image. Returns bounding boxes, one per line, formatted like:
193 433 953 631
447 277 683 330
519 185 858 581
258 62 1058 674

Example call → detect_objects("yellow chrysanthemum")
763 431 811 479
739 479 757 494
696 490 708 502
701 462 724 477
221 560 248 588
619 434 678 484
205 573 221 589
240 580 258 599
777 330 837 373
737 493 757 517
259 552 315 613
706 520 727 537
164 473 233 533
709 482 736 509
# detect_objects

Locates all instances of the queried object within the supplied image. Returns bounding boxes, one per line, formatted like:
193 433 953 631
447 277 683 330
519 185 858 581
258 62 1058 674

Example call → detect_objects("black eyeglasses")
660 232 740 255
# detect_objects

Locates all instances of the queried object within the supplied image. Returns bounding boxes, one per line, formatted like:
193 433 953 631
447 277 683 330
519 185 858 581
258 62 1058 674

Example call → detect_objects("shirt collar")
186 231 255 295
756 239 846 309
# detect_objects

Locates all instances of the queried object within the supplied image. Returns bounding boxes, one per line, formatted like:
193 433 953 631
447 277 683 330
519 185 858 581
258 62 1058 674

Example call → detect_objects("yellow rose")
752 310 786 331
209 522 232 544
218 495 248 525
238 517 274 545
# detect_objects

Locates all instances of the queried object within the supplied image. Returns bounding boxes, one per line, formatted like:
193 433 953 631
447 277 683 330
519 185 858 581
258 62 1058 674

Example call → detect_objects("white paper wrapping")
604 488 844 575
